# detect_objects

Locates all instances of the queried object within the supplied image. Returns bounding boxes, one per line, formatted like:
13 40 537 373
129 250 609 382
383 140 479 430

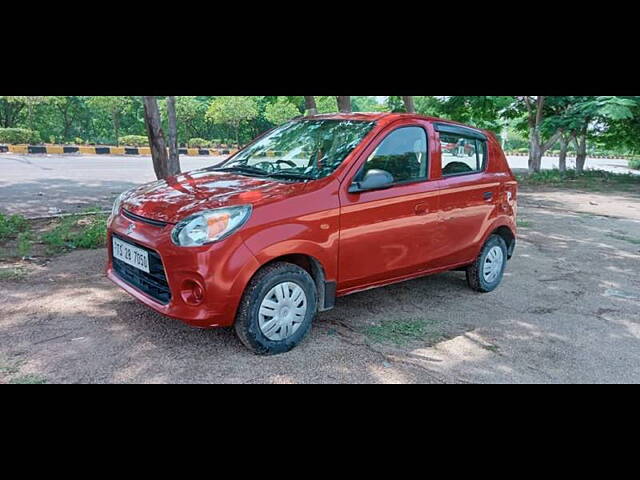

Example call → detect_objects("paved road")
1 153 637 217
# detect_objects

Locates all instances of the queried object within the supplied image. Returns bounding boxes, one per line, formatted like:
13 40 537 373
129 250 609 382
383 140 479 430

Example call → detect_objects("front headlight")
171 205 252 247
111 192 126 218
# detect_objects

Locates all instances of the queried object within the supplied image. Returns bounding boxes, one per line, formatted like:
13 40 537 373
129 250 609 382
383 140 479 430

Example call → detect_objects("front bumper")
106 212 260 328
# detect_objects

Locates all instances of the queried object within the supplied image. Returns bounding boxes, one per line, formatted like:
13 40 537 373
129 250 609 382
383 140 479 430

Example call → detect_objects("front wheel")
466 235 508 293
234 262 317 355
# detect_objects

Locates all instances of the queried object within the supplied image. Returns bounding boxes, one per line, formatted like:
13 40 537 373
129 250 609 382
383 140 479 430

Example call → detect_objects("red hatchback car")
107 113 517 354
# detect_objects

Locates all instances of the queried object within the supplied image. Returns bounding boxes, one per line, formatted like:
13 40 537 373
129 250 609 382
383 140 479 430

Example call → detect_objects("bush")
118 135 148 147
629 158 640 170
41 213 108 254
188 138 212 148
0 213 29 240
0 128 41 145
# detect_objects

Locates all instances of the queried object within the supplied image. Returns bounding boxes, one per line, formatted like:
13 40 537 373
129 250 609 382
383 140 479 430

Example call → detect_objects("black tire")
466 235 508 293
234 262 317 355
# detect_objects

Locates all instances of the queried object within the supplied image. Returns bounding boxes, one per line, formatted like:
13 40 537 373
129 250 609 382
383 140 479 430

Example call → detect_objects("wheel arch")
243 250 336 312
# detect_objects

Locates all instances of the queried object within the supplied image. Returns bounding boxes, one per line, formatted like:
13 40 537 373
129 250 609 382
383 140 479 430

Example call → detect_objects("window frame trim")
352 124 431 188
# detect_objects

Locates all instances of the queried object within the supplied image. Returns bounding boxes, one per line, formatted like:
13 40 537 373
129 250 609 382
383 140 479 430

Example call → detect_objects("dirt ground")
1 187 639 384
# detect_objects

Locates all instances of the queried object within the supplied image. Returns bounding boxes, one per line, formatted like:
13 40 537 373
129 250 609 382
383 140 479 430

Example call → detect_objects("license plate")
112 237 149 273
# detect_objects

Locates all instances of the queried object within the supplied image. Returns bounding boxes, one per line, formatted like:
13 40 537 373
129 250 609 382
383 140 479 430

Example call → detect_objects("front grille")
112 234 171 305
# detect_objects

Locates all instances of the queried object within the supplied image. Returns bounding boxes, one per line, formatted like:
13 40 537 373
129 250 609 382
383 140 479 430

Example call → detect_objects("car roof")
300 112 489 136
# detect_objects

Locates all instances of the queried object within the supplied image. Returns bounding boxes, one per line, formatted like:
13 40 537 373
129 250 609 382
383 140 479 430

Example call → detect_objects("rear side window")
359 127 428 184
440 133 487 176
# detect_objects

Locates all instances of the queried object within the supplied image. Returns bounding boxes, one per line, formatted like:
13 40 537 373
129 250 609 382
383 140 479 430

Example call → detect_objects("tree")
336 96 352 113
142 96 180 180
304 96 318 115
87 96 131 145
166 96 181 171
352 96 385 112
205 96 259 147
0 96 25 128
264 97 301 125
316 96 339 114
48 96 85 142
507 96 563 173
173 96 210 140
402 96 415 113
556 96 637 173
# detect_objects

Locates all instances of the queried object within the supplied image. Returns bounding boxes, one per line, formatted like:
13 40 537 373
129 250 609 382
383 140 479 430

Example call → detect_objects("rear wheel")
234 262 317 355
466 235 507 293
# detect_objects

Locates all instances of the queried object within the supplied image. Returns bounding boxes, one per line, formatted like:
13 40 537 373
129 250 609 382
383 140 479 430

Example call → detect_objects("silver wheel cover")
258 282 308 341
483 246 504 283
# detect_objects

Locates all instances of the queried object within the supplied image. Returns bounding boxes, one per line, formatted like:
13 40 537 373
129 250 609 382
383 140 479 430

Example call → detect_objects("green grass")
629 158 640 170
364 318 445 346
17 232 33 257
0 213 29 241
0 267 28 281
517 219 533 228
9 374 47 384
607 233 640 245
517 169 640 192
41 213 108 254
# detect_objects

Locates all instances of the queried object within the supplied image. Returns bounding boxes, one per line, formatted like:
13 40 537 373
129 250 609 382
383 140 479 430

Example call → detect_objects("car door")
337 121 441 292
431 123 501 268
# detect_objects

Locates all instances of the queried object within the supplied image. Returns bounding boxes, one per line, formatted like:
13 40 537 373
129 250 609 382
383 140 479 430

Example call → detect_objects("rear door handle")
483 192 493 201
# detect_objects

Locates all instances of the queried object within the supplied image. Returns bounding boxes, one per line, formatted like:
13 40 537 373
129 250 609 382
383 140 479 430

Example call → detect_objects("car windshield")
218 119 376 180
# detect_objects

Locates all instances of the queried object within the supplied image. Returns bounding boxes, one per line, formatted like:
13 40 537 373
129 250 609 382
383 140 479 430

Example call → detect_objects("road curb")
0 144 238 156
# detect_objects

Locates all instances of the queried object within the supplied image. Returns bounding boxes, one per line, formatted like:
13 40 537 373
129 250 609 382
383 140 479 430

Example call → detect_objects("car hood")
121 169 307 224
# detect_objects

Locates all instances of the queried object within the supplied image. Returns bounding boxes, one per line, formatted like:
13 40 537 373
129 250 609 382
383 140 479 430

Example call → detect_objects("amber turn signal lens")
207 214 230 238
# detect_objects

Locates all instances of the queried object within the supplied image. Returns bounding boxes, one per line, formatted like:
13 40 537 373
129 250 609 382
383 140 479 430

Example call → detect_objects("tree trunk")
166 96 181 176
304 96 318 116
112 112 120 146
336 96 352 113
575 133 588 174
402 96 415 113
142 96 170 180
528 128 542 173
558 133 569 172
558 135 569 172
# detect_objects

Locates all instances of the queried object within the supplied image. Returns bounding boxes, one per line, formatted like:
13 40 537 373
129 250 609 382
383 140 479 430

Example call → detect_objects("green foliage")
206 96 259 128
0 267 28 281
118 135 148 147
0 213 29 240
264 97 301 125
315 96 338 114
9 374 47 384
41 214 108 254
17 232 33 257
629 158 640 170
351 96 386 113
188 138 212 148
518 169 640 191
87 96 132 114
0 127 41 144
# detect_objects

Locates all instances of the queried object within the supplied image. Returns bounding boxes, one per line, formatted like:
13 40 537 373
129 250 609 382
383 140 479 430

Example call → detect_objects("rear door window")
441 133 486 176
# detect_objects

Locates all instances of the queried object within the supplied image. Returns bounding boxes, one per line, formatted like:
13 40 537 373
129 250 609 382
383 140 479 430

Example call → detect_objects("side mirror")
349 169 394 193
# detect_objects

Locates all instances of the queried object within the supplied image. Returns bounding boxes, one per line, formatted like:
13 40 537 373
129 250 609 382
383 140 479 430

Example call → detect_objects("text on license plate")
112 237 150 273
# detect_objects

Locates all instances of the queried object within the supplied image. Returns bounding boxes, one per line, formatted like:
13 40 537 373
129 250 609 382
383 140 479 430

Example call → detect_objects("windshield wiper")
268 172 316 181
214 165 269 176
